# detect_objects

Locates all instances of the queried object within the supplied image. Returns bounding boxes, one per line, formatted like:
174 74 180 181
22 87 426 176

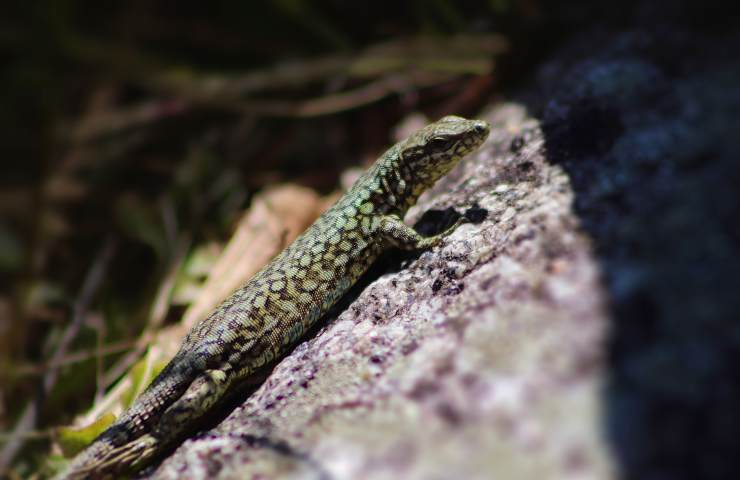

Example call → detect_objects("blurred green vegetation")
0 0 551 476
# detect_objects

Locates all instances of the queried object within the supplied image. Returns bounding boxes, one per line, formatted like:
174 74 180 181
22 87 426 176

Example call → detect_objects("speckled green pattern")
60 115 490 479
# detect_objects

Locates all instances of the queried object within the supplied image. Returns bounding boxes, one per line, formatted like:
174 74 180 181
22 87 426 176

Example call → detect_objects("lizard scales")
62 115 490 478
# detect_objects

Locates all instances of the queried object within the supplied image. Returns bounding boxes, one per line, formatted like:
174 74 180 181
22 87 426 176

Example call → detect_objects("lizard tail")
58 356 195 479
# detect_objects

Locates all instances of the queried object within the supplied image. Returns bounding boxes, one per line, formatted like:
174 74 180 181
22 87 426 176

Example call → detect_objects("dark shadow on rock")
519 8 740 479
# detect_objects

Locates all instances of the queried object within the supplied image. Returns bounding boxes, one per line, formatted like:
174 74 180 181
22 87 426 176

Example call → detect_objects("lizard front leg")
378 213 467 250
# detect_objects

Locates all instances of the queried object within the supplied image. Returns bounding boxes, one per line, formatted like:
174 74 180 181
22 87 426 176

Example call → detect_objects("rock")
149 22 740 480
534 27 740 480
148 103 612 480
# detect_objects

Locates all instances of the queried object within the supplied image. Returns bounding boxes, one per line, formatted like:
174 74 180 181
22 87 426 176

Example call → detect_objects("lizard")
59 115 490 479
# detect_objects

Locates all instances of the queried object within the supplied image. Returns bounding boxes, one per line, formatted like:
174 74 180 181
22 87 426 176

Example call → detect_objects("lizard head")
398 115 490 188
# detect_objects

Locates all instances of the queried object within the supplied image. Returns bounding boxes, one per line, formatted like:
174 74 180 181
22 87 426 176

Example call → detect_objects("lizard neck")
354 146 426 217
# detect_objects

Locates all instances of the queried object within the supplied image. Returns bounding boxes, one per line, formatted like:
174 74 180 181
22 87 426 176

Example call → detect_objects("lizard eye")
428 137 456 151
